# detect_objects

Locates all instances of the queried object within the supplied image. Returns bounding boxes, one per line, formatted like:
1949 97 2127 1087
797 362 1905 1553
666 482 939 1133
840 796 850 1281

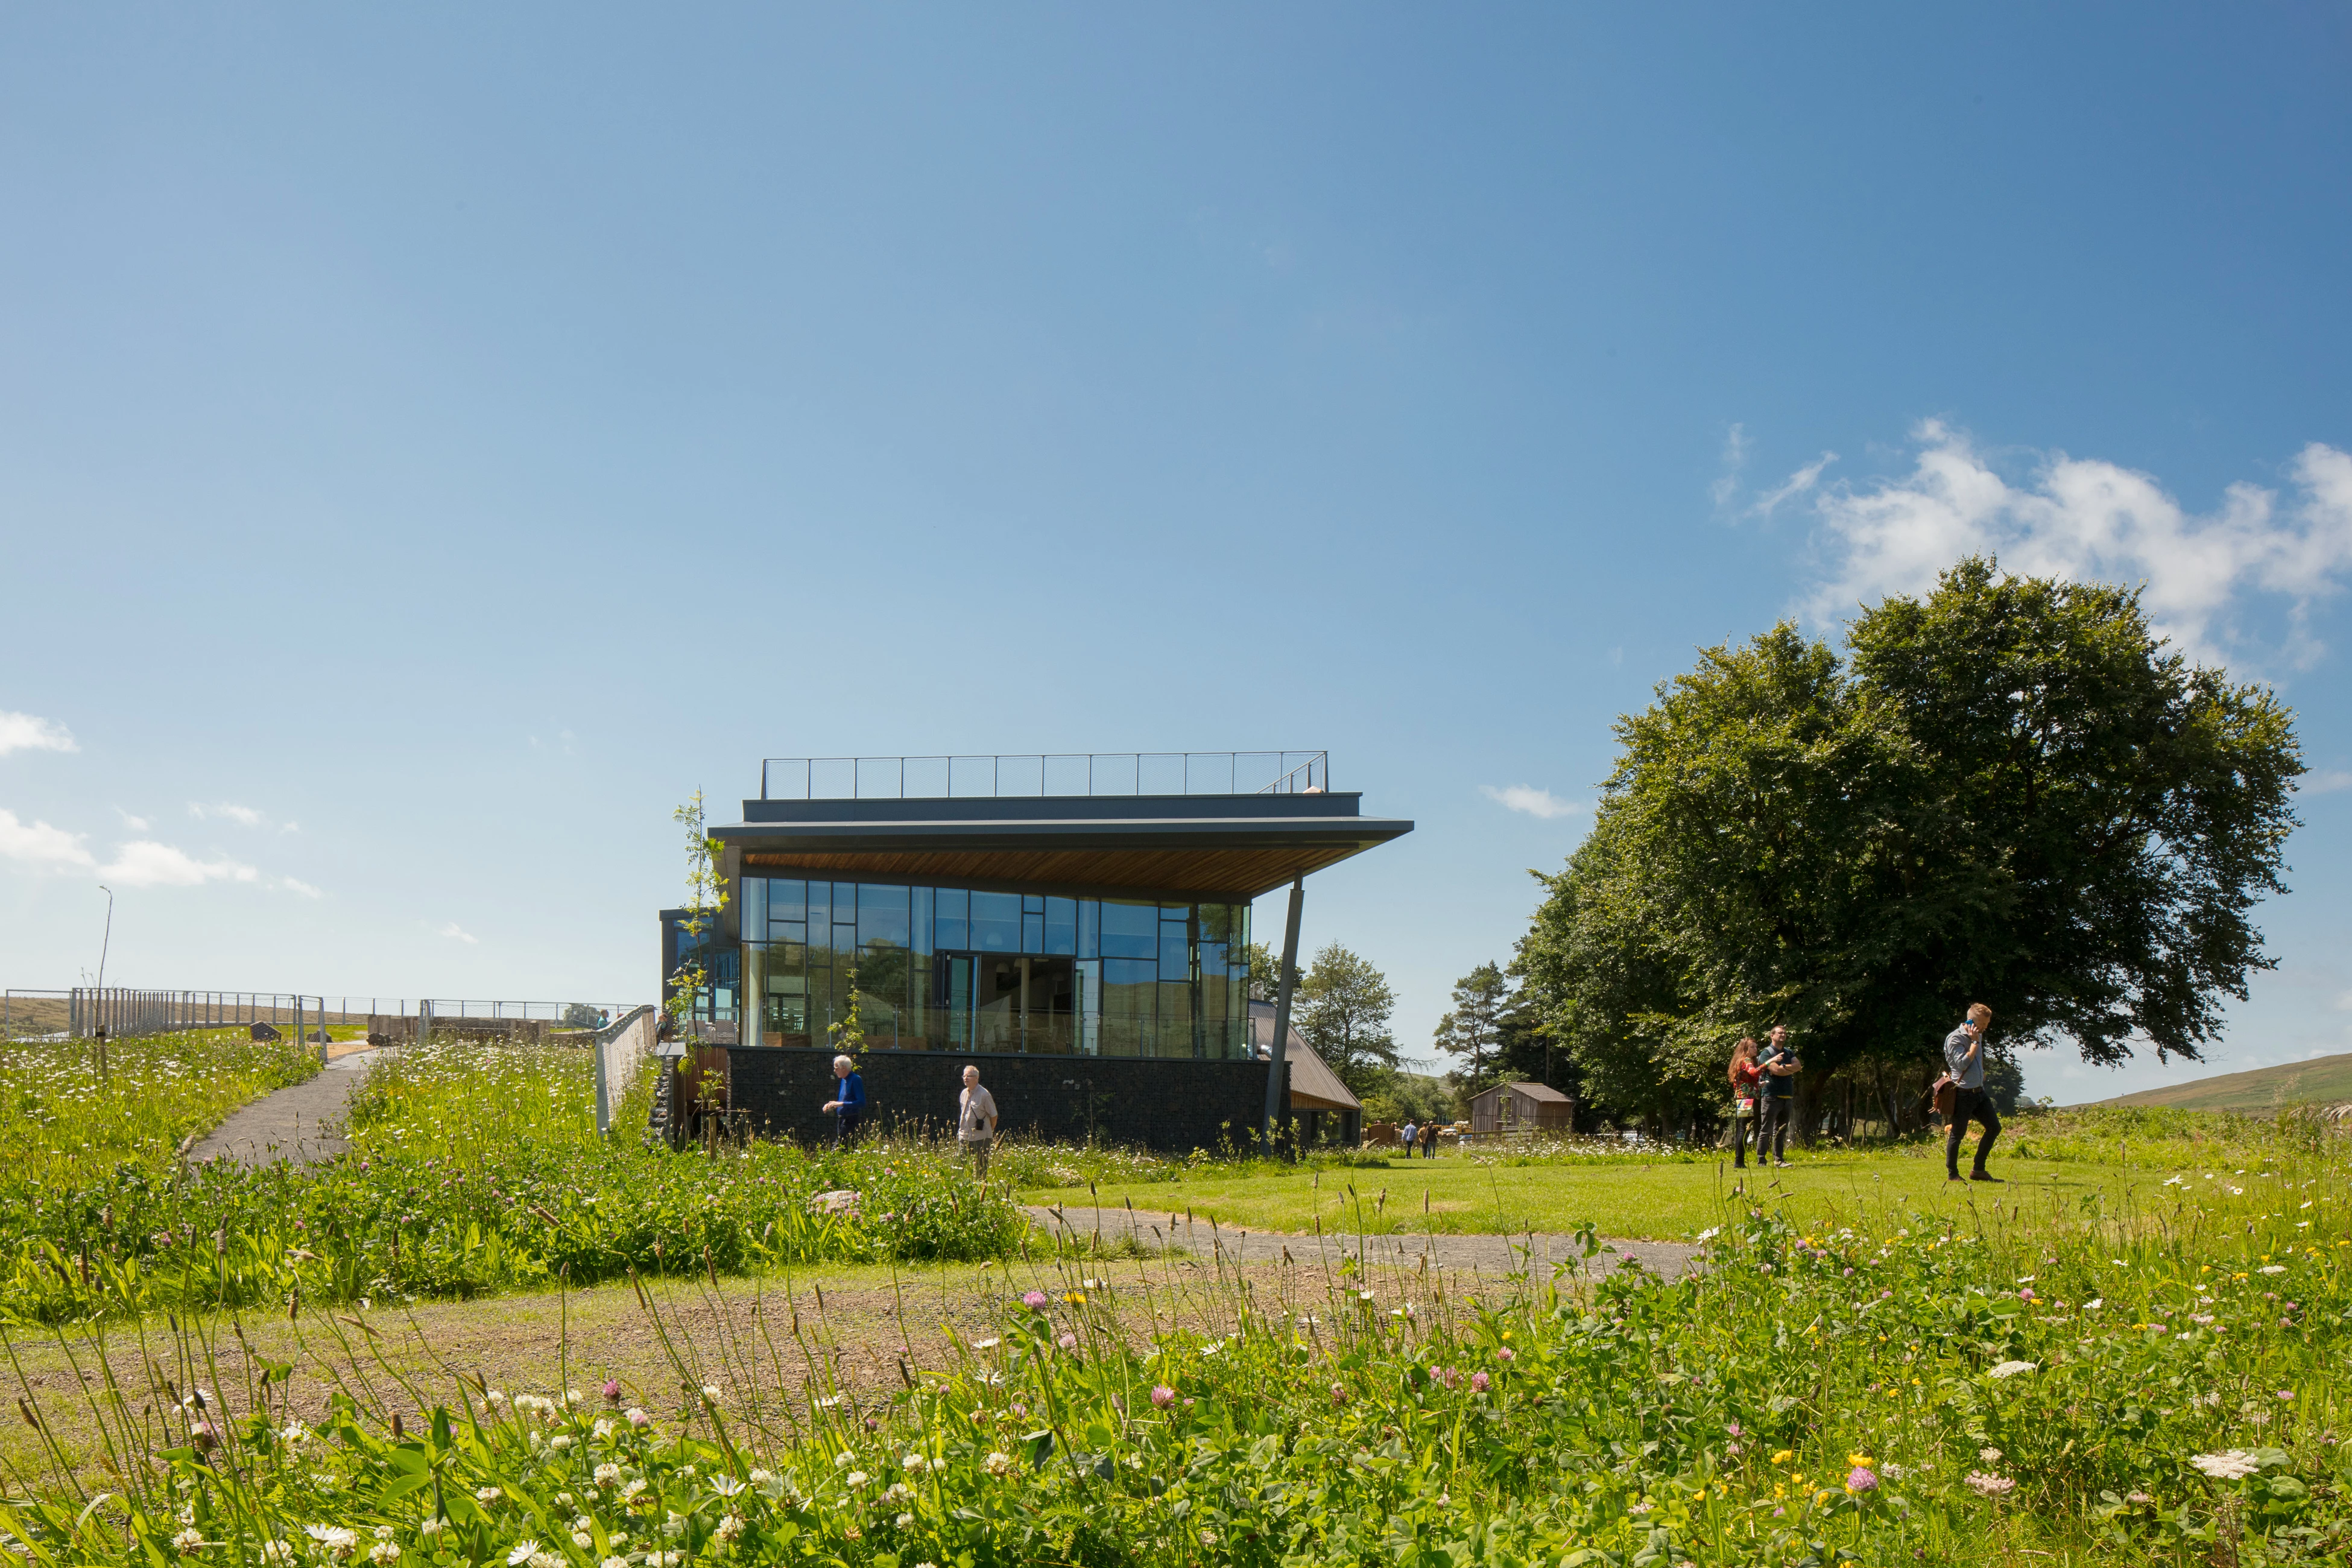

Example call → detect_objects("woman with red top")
1727 1037 1763 1169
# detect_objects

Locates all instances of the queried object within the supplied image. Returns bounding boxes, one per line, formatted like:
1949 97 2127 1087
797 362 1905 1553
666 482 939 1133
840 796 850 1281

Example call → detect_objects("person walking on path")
1401 1119 1418 1159
956 1063 999 1178
823 1054 867 1149
1943 1004 2003 1182
1420 1120 1440 1160
1756 1025 1800 1167
1727 1037 1763 1168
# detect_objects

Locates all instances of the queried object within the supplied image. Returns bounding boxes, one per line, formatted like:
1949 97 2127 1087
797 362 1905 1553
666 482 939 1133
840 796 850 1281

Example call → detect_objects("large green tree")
1433 963 1513 1092
1294 943 1400 1094
1517 560 2303 1123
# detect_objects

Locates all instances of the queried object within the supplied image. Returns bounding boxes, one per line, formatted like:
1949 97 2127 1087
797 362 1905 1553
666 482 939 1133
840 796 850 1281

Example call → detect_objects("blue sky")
3 5 2349 1103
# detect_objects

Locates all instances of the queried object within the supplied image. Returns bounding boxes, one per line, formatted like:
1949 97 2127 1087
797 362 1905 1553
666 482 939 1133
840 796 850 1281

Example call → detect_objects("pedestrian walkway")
1023 1204 1699 1280
186 1048 386 1168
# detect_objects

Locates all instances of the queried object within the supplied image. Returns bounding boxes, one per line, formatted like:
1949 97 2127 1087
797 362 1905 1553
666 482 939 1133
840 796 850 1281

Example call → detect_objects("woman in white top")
957 1064 999 1180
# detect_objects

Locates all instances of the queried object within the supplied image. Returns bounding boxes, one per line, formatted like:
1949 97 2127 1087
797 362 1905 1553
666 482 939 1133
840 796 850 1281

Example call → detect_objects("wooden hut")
1466 1080 1574 1136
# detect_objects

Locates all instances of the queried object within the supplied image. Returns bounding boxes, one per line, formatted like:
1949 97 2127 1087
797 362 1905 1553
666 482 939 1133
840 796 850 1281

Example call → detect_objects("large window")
741 877 1250 1058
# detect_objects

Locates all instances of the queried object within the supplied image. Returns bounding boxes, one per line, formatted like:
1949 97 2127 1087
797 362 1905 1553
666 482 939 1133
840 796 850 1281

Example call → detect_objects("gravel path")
1023 1204 1699 1281
186 1048 386 1167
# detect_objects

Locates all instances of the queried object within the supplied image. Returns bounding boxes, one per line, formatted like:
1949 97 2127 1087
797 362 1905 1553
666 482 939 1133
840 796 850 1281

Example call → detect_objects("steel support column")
1259 877 1306 1154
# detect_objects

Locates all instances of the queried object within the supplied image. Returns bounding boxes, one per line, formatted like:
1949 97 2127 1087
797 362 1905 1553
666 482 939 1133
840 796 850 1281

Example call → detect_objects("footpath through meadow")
1025 1202 1700 1279
185 1043 385 1166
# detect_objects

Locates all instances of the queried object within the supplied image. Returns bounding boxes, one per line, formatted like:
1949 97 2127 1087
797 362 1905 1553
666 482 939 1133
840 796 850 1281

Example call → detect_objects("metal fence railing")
2 990 643 1042
2 988 336 1042
759 750 1329 801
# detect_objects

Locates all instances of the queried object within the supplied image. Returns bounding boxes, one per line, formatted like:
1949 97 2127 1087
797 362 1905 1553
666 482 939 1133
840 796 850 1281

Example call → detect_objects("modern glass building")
739 879 1251 1058
662 751 1411 1148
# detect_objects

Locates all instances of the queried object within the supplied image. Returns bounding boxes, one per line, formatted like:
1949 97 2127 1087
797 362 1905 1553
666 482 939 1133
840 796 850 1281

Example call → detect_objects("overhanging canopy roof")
713 791 1412 904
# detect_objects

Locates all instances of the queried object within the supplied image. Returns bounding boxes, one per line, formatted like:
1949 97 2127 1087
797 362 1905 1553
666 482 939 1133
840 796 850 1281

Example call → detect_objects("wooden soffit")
737 842 1365 904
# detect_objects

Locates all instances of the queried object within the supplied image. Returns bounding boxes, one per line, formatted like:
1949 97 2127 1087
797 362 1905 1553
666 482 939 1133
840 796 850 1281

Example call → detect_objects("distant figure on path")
1401 1119 1418 1159
1420 1120 1440 1159
823 1054 867 1149
956 1063 999 1178
1943 1004 2002 1183
1727 1037 1762 1168
1756 1025 1799 1167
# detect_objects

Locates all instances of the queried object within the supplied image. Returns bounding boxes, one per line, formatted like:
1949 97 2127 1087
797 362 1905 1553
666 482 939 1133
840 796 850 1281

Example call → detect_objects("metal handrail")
758 751 1329 801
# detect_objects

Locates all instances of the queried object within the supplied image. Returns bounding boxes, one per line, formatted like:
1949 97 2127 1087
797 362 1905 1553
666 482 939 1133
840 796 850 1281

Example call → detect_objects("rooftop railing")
759 751 1329 801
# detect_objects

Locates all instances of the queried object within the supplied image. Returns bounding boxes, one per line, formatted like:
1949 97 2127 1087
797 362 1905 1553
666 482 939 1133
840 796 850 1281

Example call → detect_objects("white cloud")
1753 452 1838 517
432 921 478 944
98 840 258 888
277 877 323 898
0 808 95 868
2302 770 2352 794
0 712 77 756
1710 423 1751 510
1481 784 1587 820
189 802 266 827
114 807 151 832
1803 425 2352 666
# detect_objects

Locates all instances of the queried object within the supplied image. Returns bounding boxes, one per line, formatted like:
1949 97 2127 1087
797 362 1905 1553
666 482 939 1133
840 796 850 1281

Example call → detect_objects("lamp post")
94 884 113 1082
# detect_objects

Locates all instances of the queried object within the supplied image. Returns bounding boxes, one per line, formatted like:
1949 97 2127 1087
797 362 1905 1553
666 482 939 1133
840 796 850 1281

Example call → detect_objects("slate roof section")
1248 999 1360 1112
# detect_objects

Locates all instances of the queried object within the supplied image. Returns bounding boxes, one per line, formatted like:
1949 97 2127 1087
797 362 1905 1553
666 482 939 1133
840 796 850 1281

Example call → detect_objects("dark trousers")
1946 1088 2000 1174
1730 1110 1754 1166
833 1111 864 1150
1756 1096 1794 1163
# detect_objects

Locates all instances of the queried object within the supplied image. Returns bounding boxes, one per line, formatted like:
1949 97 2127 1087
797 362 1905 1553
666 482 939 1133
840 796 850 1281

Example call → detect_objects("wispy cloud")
2301 770 2352 795
1753 451 1838 517
1803 423 2352 666
277 877 323 898
0 712 76 757
1709 423 1751 511
1481 784 1587 820
0 808 94 868
98 841 258 888
115 807 151 832
189 802 266 827
432 921 478 944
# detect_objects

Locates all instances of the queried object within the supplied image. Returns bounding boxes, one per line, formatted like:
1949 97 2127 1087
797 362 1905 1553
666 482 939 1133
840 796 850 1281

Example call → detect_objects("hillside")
2082 1051 2352 1112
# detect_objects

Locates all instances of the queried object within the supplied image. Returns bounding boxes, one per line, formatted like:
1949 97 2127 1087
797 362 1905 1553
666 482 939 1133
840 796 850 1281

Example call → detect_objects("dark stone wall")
728 1048 1285 1153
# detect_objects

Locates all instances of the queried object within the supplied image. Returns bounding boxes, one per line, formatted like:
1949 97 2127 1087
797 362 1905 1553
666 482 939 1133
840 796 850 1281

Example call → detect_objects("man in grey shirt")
1942 1002 2002 1182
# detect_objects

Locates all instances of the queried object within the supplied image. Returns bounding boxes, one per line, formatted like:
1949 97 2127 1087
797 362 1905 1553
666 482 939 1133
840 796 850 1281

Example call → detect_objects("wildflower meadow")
0 1088 2342 1563
2 1034 2347 1563
0 1040 1023 1324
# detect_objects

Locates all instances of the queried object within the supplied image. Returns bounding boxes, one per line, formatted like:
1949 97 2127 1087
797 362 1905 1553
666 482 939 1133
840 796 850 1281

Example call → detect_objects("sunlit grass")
1018 1105 2334 1241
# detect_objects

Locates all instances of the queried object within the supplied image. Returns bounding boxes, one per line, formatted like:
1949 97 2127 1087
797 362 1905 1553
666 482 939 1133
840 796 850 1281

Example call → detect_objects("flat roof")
713 789 1412 903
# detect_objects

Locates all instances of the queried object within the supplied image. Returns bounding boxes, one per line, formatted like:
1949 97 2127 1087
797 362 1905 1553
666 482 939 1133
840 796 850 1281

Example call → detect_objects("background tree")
1360 1072 1456 1128
1294 943 1399 1094
1432 963 1511 1095
1242 941 1286 1002
1516 559 2302 1136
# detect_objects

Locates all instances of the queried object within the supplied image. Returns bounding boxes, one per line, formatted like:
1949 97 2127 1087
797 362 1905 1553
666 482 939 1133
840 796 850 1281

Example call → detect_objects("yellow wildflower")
1770 1450 1794 1465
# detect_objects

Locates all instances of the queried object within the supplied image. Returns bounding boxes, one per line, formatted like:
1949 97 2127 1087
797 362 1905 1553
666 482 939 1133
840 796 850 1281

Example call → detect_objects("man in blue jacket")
823 1053 867 1148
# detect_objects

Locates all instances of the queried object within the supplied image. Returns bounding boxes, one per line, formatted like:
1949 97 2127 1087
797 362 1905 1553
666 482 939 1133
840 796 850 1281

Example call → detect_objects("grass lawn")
1025 1141 2187 1240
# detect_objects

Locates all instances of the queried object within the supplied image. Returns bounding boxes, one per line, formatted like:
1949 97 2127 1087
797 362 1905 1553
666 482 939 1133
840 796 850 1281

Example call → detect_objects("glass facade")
739 877 1250 1058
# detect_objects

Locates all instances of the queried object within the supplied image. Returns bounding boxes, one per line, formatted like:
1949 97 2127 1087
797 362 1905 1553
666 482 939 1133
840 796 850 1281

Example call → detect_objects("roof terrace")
759 751 1327 801
719 750 1405 903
